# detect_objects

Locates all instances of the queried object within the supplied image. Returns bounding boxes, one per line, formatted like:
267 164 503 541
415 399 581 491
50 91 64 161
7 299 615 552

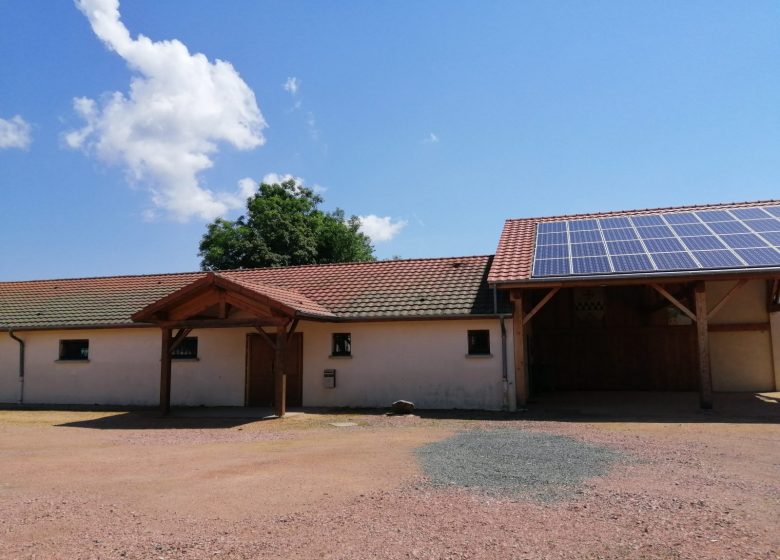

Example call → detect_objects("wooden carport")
131 272 334 417
509 271 780 410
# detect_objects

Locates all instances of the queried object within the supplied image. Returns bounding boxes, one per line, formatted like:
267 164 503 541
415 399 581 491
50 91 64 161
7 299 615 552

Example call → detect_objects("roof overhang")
131 272 334 328
492 267 780 290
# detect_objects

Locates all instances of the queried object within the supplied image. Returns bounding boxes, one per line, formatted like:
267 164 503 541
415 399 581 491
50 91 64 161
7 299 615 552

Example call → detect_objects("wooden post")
694 282 713 409
511 290 528 407
160 328 173 415
273 324 287 418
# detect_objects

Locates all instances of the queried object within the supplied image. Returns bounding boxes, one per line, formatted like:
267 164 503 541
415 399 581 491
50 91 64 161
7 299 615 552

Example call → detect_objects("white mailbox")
323 369 336 388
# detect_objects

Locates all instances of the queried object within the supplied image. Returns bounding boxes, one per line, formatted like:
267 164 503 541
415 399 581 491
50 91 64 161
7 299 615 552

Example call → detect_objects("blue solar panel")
572 256 611 274
602 228 638 241
568 219 599 231
571 242 607 257
535 244 570 259
762 231 780 246
599 217 632 229
744 218 780 233
606 240 645 255
664 212 698 225
696 210 734 222
611 254 654 272
533 258 570 277
693 250 743 268
707 221 751 235
636 225 674 239
537 232 568 245
530 205 780 278
650 252 698 270
670 223 711 237
731 207 771 220
631 215 665 227
537 222 567 234
569 230 601 243
734 247 780 266
720 233 765 249
643 238 685 252
681 236 727 251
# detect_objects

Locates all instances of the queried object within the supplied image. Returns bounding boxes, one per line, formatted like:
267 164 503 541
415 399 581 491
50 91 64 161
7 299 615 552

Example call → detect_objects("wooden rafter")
707 279 747 320
650 283 697 322
770 279 780 312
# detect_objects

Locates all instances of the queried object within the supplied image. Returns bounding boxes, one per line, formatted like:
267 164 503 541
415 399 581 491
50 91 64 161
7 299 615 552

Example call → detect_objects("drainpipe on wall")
493 286 514 412
8 329 25 404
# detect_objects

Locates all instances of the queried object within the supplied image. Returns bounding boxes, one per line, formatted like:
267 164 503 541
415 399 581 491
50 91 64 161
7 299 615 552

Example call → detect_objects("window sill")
329 355 353 359
55 359 90 363
465 354 493 359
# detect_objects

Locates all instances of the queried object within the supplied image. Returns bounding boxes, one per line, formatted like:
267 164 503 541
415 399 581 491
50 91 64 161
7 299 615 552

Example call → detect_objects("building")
1 199 779 412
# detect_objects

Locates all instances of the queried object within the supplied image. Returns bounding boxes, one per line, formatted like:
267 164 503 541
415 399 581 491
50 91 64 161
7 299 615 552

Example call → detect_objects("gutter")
7 329 25 404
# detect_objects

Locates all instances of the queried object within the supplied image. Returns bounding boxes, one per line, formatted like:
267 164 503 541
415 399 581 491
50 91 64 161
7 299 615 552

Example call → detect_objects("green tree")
198 179 375 270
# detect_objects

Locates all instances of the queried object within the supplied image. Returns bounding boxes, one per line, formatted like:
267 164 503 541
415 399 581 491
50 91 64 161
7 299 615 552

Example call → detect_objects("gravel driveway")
417 429 626 500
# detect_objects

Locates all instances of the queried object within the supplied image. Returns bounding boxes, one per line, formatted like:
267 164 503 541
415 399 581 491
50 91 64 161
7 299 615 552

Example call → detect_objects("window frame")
331 333 352 357
466 329 491 356
58 339 90 361
171 337 199 360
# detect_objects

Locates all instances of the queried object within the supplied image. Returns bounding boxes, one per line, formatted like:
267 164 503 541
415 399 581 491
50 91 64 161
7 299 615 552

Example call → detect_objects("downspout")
8 329 25 404
493 286 511 411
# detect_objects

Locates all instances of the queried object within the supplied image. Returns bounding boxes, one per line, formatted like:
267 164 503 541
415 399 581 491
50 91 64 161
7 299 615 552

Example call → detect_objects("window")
172 337 198 360
331 333 351 357
467 330 490 356
59 339 89 361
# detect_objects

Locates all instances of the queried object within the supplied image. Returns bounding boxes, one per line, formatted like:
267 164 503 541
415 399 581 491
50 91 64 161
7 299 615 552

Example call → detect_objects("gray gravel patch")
416 428 627 501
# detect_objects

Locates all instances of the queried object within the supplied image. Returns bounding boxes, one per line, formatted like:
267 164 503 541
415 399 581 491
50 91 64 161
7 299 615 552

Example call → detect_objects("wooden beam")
523 287 560 325
273 324 287 418
254 327 276 350
167 290 222 321
169 328 192 354
158 318 288 329
512 291 529 407
769 279 780 312
708 279 747 320
286 318 300 342
694 282 713 410
708 322 770 332
160 328 173 415
651 283 697 323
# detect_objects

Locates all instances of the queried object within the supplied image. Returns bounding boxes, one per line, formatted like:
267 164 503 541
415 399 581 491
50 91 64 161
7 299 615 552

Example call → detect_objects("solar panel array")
532 205 780 278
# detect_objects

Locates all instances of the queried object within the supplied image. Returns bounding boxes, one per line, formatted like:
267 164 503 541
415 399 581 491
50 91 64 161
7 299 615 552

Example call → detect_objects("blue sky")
1 0 778 281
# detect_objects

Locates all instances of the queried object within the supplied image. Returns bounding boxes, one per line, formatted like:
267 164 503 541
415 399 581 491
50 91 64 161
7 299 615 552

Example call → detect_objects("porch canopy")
131 272 334 416
489 200 780 409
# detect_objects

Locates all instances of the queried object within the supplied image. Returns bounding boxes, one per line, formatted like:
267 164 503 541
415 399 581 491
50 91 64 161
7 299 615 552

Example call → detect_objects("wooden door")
246 333 303 407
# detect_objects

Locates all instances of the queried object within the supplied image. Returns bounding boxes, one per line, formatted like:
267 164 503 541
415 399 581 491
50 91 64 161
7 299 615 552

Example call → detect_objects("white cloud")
358 215 407 242
423 132 439 144
0 115 32 149
283 76 299 96
66 0 266 221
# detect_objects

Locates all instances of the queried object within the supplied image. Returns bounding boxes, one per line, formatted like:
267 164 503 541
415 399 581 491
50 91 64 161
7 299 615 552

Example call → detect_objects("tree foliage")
198 179 374 270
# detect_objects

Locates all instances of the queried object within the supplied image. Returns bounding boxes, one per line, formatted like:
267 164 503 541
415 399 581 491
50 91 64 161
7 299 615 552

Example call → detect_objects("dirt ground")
0 399 778 559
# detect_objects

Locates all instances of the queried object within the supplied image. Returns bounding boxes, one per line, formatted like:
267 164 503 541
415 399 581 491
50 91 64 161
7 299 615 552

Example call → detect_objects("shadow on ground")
5 391 777 429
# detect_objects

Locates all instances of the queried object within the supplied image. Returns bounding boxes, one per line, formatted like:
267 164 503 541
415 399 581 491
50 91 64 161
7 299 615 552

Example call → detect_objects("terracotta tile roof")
0 256 507 331
488 199 780 284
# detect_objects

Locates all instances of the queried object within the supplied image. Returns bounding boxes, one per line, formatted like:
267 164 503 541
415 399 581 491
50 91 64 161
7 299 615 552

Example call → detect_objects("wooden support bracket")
523 287 560 326
650 283 697 322
708 279 747 320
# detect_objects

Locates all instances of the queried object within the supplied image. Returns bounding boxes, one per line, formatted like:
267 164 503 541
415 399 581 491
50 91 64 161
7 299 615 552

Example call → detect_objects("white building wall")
0 319 510 409
706 279 776 392
0 328 250 406
300 319 508 410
